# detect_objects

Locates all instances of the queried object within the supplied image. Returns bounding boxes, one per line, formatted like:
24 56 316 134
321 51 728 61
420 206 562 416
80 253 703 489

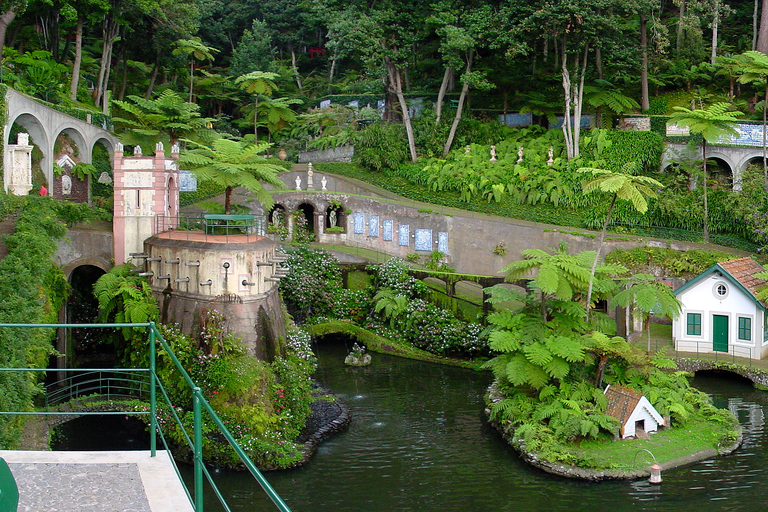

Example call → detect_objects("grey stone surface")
0 450 193 512
9 462 151 512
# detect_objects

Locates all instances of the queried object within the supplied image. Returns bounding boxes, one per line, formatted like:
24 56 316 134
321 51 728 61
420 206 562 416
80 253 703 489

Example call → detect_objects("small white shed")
673 257 768 360
604 385 665 439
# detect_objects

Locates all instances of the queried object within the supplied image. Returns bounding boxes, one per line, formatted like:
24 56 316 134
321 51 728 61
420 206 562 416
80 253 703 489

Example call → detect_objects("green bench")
0 458 18 512
203 214 255 235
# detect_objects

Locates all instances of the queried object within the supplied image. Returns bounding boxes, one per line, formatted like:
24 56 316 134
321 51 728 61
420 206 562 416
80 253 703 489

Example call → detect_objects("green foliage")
112 90 217 148
599 131 664 174
0 196 82 447
3 50 69 101
93 264 159 366
178 137 285 212
605 247 733 278
352 123 409 171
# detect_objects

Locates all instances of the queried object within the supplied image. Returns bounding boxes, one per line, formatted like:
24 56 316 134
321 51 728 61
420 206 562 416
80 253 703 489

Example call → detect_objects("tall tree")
177 138 285 213
173 36 219 103
610 274 681 352
112 90 216 147
235 71 279 141
578 165 663 323
669 102 743 242
738 50 768 189
508 0 624 159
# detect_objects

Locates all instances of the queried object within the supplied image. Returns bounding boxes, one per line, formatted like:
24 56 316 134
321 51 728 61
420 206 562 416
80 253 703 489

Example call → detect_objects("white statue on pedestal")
295 175 302 190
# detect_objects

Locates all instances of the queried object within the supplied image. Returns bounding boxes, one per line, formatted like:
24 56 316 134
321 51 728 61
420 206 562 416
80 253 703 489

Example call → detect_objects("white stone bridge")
661 123 768 190
2 87 118 190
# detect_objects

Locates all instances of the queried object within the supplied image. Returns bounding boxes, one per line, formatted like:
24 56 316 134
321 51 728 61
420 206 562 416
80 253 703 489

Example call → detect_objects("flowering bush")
377 299 490 358
370 257 428 298
292 211 316 244
280 247 343 322
332 288 373 323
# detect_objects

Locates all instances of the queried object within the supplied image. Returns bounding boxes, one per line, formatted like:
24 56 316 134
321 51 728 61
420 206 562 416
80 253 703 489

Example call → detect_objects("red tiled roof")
718 257 768 299
604 385 642 427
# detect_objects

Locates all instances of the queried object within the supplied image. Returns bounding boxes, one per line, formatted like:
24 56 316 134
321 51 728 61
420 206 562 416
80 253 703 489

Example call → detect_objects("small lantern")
649 464 662 484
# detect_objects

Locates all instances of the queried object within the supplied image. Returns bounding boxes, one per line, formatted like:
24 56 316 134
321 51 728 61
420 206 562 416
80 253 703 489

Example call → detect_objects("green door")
713 314 729 352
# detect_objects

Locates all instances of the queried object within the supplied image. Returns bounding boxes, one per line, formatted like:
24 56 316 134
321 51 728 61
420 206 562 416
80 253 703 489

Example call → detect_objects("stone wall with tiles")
272 172 744 277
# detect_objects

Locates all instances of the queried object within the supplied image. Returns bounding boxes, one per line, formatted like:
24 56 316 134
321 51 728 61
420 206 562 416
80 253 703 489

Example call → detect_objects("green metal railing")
0 322 292 512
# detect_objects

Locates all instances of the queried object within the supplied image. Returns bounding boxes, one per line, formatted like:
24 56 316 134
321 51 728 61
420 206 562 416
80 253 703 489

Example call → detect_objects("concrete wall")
298 146 354 163
273 172 722 277
56 223 114 276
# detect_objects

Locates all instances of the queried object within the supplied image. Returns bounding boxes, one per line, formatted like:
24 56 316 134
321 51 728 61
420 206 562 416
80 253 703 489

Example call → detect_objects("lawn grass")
572 415 737 471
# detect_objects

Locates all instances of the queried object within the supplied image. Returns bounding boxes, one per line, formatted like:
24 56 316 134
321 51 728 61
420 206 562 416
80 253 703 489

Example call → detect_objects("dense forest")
2 0 768 137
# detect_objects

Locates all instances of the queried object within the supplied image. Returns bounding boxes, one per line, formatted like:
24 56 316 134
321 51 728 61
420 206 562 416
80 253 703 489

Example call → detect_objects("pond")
54 336 768 512
198 338 768 512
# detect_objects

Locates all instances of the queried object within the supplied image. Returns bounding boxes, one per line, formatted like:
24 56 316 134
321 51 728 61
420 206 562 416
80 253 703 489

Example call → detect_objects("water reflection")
183 342 768 512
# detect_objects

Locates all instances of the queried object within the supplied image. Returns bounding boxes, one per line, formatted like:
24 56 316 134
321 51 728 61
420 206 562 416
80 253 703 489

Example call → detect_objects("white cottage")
673 257 768 360
604 385 665 439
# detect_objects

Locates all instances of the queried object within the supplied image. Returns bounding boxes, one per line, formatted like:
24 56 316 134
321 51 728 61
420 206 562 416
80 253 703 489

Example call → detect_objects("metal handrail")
152 214 268 242
0 322 292 512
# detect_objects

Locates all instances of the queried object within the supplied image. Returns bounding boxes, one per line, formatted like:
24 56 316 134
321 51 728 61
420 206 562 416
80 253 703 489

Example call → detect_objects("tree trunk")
586 194 617 324
676 0 686 54
188 58 194 103
562 42 588 160
443 53 473 156
435 66 453 125
711 0 720 64
118 50 128 100
561 40 575 159
702 140 709 242
0 8 18 58
224 187 232 214
145 51 161 99
328 56 337 92
640 14 650 111
756 0 760 50
69 17 83 101
290 47 303 92
385 57 418 162
95 13 119 110
758 0 768 53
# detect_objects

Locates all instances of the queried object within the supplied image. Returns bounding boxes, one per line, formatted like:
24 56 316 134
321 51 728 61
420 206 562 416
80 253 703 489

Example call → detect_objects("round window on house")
713 282 729 299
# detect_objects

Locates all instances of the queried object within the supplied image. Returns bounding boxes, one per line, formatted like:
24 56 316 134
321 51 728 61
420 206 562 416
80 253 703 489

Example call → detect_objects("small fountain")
344 343 371 366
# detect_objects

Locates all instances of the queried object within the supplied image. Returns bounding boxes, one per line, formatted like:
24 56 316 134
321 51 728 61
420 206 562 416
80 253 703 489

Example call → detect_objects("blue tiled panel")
353 213 365 234
398 225 409 246
383 220 393 241
415 229 432 251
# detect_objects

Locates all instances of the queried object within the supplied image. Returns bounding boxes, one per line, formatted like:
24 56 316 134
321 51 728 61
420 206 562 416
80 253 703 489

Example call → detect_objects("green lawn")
572 415 736 472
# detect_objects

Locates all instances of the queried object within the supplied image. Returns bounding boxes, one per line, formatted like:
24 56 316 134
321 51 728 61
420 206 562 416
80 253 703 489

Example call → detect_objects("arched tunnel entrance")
64 265 115 367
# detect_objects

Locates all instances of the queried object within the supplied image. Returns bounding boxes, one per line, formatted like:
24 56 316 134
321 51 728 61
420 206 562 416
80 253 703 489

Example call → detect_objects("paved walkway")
0 450 193 512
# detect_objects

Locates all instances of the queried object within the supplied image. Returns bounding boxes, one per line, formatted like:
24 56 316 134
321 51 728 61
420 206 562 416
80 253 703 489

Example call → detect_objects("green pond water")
197 338 768 512
56 336 768 512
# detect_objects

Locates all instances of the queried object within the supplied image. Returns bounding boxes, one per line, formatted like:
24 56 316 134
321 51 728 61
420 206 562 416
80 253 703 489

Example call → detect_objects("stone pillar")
112 142 180 264
5 133 33 196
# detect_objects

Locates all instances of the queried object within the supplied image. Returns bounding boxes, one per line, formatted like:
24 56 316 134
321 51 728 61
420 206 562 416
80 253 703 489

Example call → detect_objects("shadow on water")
55 337 768 512
51 415 151 451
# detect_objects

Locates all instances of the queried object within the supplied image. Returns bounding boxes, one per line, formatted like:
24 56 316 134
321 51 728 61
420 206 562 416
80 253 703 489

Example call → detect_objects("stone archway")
62 264 114 368
325 200 346 231
295 202 317 242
